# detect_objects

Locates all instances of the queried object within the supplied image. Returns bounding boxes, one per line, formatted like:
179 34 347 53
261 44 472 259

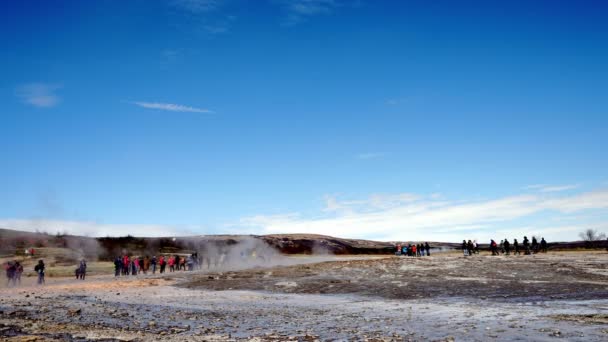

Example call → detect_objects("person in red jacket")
168 256 175 272
122 255 130 275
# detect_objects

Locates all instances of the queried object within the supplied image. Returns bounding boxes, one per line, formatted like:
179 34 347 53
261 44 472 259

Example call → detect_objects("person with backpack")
504 239 511 255
34 259 45 285
425 242 431 256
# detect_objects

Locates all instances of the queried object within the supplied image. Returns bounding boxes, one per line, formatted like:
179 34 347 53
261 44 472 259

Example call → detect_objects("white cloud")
0 218 195 237
523 184 579 192
15 83 61 108
323 193 420 213
131 101 213 113
237 188 608 242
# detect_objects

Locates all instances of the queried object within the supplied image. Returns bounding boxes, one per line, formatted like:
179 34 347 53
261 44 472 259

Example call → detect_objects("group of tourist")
3 260 24 287
463 236 548 256
3 259 45 287
486 236 548 256
113 253 200 277
461 240 480 256
395 243 431 257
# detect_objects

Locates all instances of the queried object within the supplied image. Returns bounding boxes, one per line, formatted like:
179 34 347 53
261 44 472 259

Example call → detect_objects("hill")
1 228 607 262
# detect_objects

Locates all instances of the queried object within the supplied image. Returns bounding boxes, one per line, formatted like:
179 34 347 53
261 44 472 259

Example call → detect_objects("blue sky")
1 0 607 241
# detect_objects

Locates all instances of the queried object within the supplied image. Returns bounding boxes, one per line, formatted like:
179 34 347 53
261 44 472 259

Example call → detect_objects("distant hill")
0 228 397 260
1 228 606 261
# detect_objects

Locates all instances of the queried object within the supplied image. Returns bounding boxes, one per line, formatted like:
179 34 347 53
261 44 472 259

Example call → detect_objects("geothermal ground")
1 252 608 341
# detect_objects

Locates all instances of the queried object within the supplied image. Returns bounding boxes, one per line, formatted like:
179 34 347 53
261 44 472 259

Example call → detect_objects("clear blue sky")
1 0 607 241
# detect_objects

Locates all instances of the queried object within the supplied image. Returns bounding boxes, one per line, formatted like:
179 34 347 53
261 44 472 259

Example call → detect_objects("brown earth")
182 251 608 302
1 251 608 341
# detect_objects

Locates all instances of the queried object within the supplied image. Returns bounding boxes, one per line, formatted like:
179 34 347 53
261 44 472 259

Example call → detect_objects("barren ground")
1 252 608 341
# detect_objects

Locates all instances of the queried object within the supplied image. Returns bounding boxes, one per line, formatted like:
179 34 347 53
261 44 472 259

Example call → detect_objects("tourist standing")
35 260 45 285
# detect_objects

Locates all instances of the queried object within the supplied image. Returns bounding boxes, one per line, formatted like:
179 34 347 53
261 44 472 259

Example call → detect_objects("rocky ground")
1 252 608 341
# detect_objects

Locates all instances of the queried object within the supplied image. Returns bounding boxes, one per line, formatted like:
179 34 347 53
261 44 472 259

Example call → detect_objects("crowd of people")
465 236 548 256
395 243 431 257
3 237 554 287
394 237 550 257
113 253 201 277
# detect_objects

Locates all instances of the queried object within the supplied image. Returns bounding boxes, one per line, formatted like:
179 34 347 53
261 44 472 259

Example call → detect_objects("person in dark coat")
523 236 531 255
34 260 45 285
77 259 87 280
424 242 430 256
540 238 548 253
5 261 16 287
14 261 23 285
462 240 469 256
151 256 157 274
114 257 122 277
531 237 539 254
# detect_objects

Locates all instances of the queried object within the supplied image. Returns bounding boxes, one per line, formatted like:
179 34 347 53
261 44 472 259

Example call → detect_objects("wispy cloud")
357 152 386 160
171 0 222 13
279 0 341 25
385 97 408 106
131 101 213 113
0 218 196 237
237 188 608 242
524 184 580 192
15 83 62 108
170 0 234 34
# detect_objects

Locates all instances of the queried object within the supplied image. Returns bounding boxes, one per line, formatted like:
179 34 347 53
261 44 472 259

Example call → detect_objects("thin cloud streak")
15 83 62 108
524 184 580 192
131 101 213 113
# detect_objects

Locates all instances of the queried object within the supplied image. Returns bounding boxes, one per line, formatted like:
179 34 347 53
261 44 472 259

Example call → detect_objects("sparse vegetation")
579 228 607 248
